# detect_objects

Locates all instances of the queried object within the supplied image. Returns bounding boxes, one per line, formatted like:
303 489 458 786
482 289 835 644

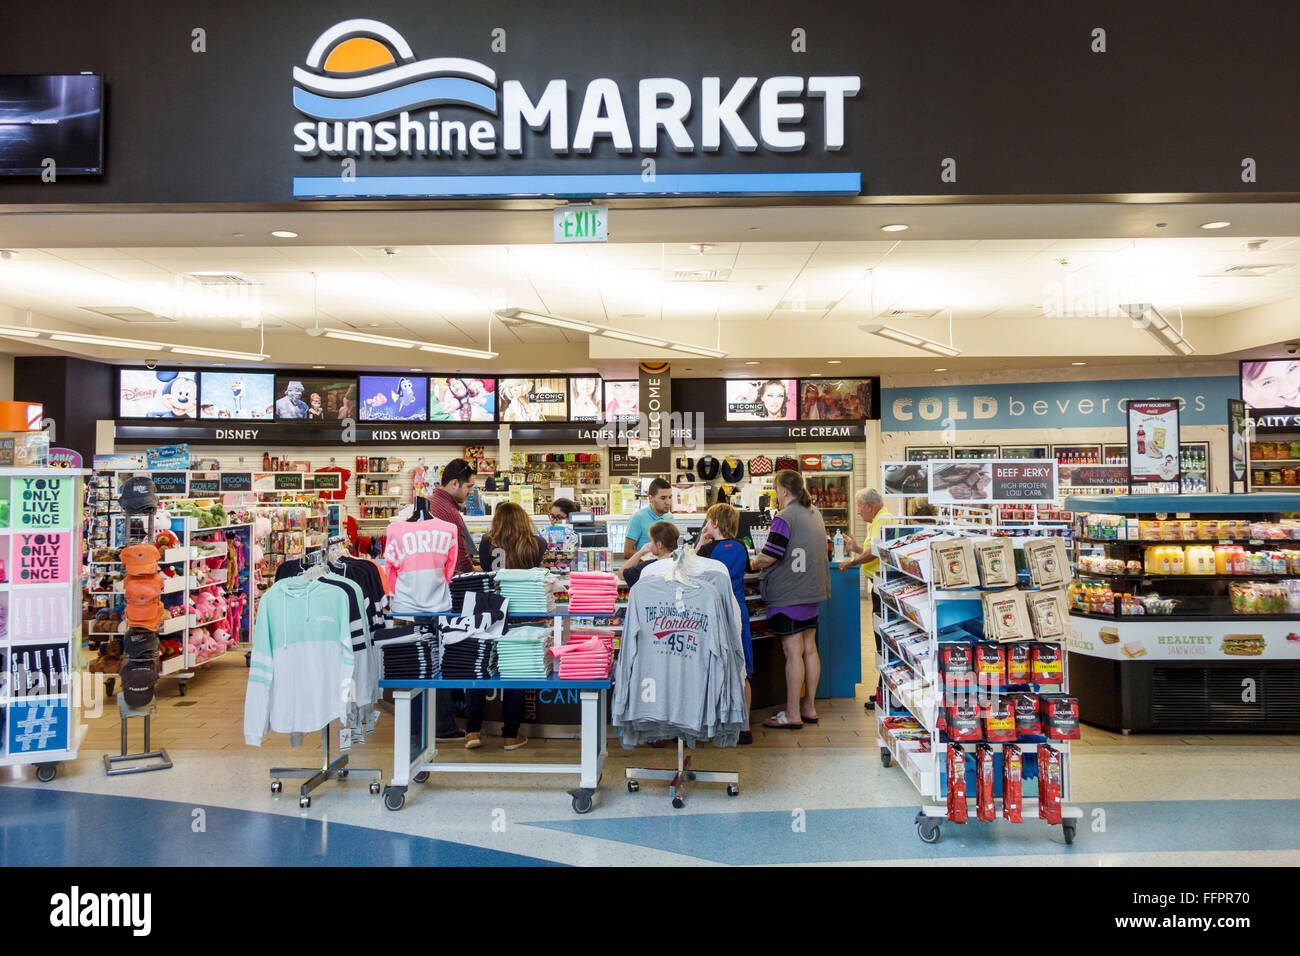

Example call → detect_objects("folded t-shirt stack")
569 631 615 657
495 625 550 679
566 571 619 614
449 572 496 614
381 636 440 680
550 637 612 679
439 632 495 679
495 568 552 615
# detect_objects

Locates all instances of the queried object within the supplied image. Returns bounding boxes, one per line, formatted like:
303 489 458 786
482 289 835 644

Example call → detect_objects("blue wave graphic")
294 77 497 121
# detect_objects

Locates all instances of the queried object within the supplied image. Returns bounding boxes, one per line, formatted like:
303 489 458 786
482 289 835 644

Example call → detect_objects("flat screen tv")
1241 359 1300 410
0 74 104 175
725 378 797 421
118 369 198 419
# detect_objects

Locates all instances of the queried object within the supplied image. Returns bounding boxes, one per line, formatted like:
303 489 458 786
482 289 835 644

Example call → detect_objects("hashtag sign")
14 705 59 752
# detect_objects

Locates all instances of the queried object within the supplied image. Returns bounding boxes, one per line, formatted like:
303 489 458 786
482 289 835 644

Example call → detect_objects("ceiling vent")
80 306 174 324
183 271 258 286
1205 264 1290 278
670 268 730 282
879 308 942 319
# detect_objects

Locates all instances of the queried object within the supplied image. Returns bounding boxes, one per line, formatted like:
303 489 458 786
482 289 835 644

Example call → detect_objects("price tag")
339 727 352 751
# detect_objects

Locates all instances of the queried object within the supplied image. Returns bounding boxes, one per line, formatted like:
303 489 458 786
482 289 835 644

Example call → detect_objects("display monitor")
199 371 275 420
356 375 426 421
118 369 198 419
798 378 873 420
0 74 104 175
569 377 604 422
603 380 639 421
498 377 568 421
1241 359 1300 410
725 379 797 421
430 377 495 421
274 375 357 421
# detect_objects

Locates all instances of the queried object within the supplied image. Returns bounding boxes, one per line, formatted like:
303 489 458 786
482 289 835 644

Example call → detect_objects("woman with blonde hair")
698 502 755 743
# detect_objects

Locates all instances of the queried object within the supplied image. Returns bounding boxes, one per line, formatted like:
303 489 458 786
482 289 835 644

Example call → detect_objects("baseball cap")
125 600 165 629
119 476 159 516
120 658 158 709
123 627 160 661
123 574 164 605
120 543 161 575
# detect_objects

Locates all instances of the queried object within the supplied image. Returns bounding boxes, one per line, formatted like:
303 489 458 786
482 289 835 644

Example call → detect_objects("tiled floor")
2 618 1298 867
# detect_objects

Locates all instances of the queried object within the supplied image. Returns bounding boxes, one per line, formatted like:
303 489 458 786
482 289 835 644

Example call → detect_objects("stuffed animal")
212 624 232 651
193 592 217 622
154 529 179 551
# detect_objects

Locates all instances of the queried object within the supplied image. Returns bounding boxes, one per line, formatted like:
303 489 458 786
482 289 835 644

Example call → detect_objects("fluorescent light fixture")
1072 361 1087 366
49 333 164 351
881 223 909 232
321 330 417 349
827 359 842 364
933 367 948 372
1121 303 1196 355
859 323 961 357
270 230 299 238
169 346 269 361
0 325 41 338
416 342 498 360
1200 221 1230 229
498 307 729 357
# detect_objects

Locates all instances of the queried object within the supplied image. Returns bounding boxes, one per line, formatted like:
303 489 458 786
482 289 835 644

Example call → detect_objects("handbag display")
748 455 773 476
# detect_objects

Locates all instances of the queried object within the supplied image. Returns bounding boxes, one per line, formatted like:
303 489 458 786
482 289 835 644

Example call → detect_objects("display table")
377 675 610 814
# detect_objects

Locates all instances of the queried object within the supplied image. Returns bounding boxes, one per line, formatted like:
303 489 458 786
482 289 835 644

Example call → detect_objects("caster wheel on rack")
880 747 892 768
369 782 381 795
671 796 685 809
177 682 187 697
105 678 116 696
35 763 58 783
627 780 639 793
383 788 406 811
726 784 739 797
917 820 942 844
299 796 311 809
413 771 430 784
271 780 282 794
1063 822 1077 845
337 769 348 779
571 793 593 814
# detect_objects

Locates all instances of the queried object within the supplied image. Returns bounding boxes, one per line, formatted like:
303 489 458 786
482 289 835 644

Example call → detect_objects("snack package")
931 536 978 589
1037 745 1063 824
983 697 1016 742
940 641 974 685
947 702 983 741
1031 642 1064 683
1002 745 1023 822
1041 694 1081 740
946 744 968 823
1024 537 1071 588
982 588 1033 643
1011 692 1042 735
1027 589 1069 640
1005 643 1033 683
975 744 996 822
973 537 1016 588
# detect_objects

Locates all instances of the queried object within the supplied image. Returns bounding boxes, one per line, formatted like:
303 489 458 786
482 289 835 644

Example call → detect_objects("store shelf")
1249 458 1300 465
1070 609 1300 623
1074 537 1299 546
1078 570 1296 582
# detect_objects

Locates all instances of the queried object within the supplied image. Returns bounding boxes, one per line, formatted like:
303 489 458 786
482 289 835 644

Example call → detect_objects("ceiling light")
744 361 760 366
1200 221 1230 230
271 230 299 238
810 373 822 377
169 346 269 361
1120 303 1195 356
1072 361 1087 366
690 243 715 255
859 323 961 357
495 308 601 335
662 341 729 358
827 360 842 364
881 224 909 232
0 325 41 338
312 365 326 369
933 367 948 372
322 330 416 349
0 250 17 260
600 329 669 348
416 342 499 360
500 308 728 357
49 333 164 351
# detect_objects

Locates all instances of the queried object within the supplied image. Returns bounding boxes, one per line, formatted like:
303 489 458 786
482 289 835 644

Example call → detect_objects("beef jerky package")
982 588 1033 643
1032 642 1064 684
1037 744 1063 824
975 642 1005 696
1024 537 1071 588
1005 642 1033 683
1003 745 1023 822
947 702 983 741
973 537 1017 588
1011 692 1042 736
1042 694 1081 740
931 536 978 589
940 641 974 687
1027 588 1069 640
983 697 1017 741
975 743 996 821
946 744 968 823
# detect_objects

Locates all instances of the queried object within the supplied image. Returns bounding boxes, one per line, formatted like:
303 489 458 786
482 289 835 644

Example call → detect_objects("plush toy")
193 592 217 622
212 625 232 650
154 529 179 551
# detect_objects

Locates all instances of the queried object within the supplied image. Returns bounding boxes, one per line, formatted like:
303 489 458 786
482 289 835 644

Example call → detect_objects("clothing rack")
266 532 382 808
625 740 739 808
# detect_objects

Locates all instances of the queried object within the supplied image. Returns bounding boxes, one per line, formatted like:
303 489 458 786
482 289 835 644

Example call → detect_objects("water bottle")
833 529 845 563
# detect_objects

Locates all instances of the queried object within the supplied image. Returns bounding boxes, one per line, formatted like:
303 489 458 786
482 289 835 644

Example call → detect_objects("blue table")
377 674 611 814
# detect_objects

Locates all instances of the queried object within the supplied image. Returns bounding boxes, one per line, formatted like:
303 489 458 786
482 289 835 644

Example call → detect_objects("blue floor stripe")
0 787 563 867
527 799 1300 864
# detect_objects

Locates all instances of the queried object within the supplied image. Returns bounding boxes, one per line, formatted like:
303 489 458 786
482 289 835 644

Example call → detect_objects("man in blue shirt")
623 477 674 557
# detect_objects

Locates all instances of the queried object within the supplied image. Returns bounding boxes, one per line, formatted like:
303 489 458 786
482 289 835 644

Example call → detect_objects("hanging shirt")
696 538 754 676
383 517 460 615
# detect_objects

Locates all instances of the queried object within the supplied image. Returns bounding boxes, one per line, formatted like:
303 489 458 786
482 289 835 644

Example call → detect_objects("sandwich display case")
1066 493 1300 732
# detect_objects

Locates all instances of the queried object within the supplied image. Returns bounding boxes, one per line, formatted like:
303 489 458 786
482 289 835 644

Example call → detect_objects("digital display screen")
430 377 495 421
358 375 428 421
274 375 357 420
0 74 103 175
118 369 198 419
499 377 568 421
200 371 275 420
798 378 873 420
725 379 797 421
1241 359 1300 410
603 380 639 421
569 377 603 422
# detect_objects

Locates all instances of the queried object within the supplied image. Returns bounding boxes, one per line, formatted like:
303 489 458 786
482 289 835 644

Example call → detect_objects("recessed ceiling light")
933 367 948 372
810 373 822 377
827 360 841 364
409 368 421 372
312 365 325 369
231 233 246 239
881 224 909 232
270 230 299 239
1071 361 1087 366
549 369 561 373
744 361 760 365
1200 221 1230 230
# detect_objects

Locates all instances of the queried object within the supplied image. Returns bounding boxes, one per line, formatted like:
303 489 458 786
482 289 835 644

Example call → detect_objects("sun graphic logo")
293 19 497 120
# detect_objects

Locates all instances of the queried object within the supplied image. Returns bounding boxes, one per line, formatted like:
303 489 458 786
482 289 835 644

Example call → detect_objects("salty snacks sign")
926 459 1058 505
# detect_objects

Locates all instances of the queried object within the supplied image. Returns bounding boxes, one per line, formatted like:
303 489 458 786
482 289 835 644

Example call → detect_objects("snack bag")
946 744 968 824
975 744 996 821
973 537 1016 588
983 697 1016 742
1011 692 1042 735
1042 694 1081 740
1027 589 1069 640
1003 745 1023 822
1037 745 1062 824
931 537 978 589
1031 642 1064 684
1005 643 1033 683
947 703 983 741
1024 537 1071 588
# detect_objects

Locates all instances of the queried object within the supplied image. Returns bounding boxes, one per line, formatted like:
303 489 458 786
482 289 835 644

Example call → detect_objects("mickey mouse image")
146 371 197 418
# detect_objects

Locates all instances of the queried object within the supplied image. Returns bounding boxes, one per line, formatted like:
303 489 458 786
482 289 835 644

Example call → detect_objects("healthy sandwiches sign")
291 18 861 198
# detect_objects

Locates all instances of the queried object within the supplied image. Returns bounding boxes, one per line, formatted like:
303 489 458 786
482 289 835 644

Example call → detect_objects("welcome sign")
883 376 1239 432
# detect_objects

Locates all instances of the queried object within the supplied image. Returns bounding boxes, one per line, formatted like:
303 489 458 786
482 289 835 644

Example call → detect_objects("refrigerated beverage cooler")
800 453 855 534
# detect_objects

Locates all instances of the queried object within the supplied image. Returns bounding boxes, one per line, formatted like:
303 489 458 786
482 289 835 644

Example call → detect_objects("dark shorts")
769 612 818 638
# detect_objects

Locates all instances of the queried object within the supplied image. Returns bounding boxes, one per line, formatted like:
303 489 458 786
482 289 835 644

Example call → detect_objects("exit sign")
553 204 607 243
